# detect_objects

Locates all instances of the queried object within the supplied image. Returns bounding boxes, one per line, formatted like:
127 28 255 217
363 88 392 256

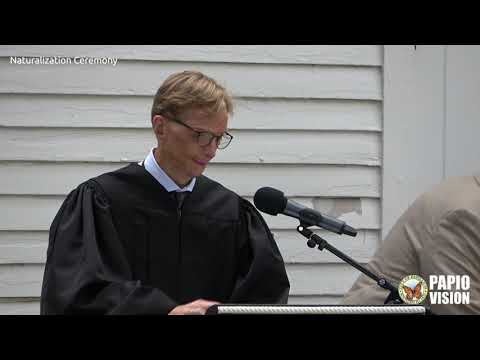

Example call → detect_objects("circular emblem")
398 275 429 304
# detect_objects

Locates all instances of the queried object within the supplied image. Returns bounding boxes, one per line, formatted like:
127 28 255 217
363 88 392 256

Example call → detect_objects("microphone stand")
296 222 403 305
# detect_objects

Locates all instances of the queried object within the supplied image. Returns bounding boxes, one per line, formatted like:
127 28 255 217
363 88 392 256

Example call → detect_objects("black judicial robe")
40 163 290 314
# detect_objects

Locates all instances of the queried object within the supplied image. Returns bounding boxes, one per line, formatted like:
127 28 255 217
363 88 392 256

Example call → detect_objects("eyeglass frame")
164 115 233 150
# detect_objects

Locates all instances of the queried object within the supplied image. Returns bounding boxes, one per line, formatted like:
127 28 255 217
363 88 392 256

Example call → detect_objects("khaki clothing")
342 175 480 314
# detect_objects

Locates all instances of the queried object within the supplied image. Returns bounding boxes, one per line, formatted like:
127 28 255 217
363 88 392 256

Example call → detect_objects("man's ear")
152 114 166 138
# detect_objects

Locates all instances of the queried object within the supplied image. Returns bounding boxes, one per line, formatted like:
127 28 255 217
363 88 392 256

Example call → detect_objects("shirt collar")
142 148 196 192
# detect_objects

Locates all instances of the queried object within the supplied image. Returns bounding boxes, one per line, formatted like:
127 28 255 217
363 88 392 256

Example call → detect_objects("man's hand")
168 299 220 315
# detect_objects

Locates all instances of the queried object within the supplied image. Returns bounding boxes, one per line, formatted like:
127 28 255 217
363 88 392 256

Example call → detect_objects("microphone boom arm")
296 222 403 304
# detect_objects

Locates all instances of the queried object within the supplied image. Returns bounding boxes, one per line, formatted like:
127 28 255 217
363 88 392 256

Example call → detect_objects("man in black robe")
40 70 290 315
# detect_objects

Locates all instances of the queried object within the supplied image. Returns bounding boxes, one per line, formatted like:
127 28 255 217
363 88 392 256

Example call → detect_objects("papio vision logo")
398 274 471 305
429 275 470 305
398 275 429 304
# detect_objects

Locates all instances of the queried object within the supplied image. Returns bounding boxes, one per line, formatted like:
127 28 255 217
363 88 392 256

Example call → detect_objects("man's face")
155 107 229 182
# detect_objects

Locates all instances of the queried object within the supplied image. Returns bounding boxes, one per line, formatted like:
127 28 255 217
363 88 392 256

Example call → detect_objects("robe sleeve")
228 198 290 304
40 180 178 315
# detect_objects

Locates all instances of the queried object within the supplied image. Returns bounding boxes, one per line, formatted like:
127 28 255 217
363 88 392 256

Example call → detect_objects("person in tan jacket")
342 175 480 314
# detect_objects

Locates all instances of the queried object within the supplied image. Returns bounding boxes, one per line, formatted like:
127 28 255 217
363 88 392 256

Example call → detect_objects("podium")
206 304 427 315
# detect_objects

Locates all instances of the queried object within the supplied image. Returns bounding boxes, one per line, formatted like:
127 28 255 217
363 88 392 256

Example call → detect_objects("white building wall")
0 45 383 314
382 45 480 238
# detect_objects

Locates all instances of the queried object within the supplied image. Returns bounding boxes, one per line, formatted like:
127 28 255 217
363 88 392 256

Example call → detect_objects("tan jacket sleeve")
420 208 480 314
342 187 480 314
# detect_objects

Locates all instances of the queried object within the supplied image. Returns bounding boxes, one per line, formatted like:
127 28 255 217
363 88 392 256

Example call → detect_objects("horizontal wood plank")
0 162 381 198
0 128 381 165
0 196 380 231
0 263 361 297
0 229 379 264
0 264 44 297
0 45 383 65
0 298 40 314
0 94 382 131
0 59 382 100
0 231 46 264
287 264 361 295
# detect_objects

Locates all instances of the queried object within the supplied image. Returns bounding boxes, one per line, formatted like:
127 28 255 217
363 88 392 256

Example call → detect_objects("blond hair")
151 70 234 120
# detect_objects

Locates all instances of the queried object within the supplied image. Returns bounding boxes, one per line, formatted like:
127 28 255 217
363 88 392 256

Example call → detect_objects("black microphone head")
343 225 358 237
253 187 287 216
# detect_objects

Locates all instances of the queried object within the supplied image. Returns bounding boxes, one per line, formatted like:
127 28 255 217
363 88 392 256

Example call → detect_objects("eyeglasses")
167 117 233 150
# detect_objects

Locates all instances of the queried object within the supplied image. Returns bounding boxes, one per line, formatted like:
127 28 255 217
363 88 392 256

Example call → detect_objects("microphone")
253 187 357 237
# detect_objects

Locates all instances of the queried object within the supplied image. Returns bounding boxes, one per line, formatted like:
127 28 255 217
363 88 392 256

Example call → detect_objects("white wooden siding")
0 45 383 314
444 46 480 177
0 45 382 65
0 128 381 165
382 45 480 237
382 45 444 237
0 95 382 131
0 163 380 197
0 299 40 315
0 59 382 99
